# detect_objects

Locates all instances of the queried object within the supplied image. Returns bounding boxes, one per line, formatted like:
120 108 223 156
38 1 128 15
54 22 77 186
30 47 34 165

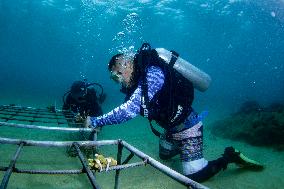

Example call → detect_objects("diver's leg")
186 157 227 182
159 135 179 160
183 132 227 182
179 130 210 180
186 147 264 182
176 123 221 182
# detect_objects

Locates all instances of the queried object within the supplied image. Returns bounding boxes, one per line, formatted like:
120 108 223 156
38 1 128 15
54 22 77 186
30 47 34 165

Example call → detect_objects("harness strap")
166 50 180 124
149 121 162 138
139 43 151 118
169 51 179 68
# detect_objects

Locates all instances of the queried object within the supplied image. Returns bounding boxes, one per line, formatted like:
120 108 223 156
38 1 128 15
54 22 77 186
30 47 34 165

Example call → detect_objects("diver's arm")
90 66 165 127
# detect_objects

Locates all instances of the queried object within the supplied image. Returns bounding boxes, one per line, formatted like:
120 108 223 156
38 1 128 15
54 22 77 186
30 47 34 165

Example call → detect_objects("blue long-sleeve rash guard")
91 66 165 127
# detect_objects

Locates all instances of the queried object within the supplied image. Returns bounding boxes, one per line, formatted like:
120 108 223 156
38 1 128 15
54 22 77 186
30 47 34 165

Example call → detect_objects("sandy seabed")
0 101 283 189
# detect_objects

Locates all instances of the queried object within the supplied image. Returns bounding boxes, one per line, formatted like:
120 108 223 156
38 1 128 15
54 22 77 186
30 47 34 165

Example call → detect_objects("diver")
85 43 263 182
62 80 106 123
63 80 106 158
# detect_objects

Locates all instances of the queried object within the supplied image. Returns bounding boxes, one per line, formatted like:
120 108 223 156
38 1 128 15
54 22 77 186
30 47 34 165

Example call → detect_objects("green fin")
235 150 264 170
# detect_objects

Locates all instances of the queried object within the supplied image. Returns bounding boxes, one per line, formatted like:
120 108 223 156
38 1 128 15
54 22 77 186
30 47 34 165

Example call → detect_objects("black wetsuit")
63 88 103 117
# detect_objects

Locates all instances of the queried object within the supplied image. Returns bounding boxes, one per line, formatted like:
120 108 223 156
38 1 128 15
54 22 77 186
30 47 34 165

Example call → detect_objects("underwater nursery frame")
0 105 209 189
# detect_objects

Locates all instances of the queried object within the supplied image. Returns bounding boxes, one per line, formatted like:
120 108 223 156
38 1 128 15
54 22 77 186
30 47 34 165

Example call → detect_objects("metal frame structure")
0 105 209 189
0 104 79 127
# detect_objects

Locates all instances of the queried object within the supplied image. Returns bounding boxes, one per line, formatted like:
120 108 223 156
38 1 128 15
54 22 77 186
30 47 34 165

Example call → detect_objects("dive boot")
223 147 264 170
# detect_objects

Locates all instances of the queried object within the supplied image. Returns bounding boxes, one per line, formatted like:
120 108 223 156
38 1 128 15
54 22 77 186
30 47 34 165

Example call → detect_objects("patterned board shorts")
159 122 204 162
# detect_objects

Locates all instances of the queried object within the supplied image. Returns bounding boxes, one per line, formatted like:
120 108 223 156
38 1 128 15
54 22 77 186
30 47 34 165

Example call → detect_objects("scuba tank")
155 48 211 92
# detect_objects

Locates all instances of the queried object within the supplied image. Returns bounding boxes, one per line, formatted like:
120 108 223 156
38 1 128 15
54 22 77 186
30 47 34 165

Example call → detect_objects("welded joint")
143 157 149 166
117 139 123 145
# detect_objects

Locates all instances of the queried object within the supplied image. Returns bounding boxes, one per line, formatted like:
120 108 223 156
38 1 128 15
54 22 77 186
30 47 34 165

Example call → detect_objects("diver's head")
108 54 134 88
70 81 87 103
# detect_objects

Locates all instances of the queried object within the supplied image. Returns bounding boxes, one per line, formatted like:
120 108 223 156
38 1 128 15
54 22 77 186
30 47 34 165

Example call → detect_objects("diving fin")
235 151 264 170
223 147 264 170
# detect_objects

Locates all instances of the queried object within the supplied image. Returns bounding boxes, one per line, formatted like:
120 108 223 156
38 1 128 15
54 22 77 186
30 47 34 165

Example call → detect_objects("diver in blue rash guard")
85 43 263 182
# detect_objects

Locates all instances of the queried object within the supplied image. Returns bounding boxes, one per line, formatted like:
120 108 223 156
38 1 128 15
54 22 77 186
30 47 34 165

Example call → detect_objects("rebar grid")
0 105 209 189
0 105 77 126
0 137 209 189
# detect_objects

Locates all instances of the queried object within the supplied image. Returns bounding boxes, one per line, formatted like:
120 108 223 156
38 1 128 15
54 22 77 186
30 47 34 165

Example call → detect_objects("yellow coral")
88 154 118 171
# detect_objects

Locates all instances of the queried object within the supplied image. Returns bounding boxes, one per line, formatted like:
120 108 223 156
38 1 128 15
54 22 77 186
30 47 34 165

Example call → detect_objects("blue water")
0 0 283 110
0 0 284 188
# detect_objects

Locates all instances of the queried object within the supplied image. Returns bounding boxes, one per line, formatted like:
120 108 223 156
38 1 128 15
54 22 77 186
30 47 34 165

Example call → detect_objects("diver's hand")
84 116 94 128
75 113 84 123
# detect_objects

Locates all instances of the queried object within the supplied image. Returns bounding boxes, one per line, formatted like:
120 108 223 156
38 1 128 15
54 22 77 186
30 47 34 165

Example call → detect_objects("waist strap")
171 122 203 140
149 110 208 138
169 110 208 133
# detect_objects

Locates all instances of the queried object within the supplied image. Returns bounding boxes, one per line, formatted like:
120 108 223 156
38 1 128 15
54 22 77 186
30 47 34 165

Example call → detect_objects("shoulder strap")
139 43 152 118
169 50 179 68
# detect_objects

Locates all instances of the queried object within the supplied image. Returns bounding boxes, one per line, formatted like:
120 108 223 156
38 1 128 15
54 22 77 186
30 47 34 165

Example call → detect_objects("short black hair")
71 81 85 94
108 53 123 71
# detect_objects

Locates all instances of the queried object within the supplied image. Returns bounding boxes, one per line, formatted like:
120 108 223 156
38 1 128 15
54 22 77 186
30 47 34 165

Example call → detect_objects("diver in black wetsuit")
63 80 106 157
62 80 106 122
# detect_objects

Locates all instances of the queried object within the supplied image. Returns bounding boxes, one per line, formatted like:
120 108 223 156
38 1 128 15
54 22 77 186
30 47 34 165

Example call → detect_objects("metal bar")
91 130 97 141
0 110 74 117
0 162 146 174
67 122 84 127
73 142 101 189
0 122 92 132
121 141 209 189
0 137 118 147
55 111 63 126
0 107 72 116
30 109 39 124
0 112 69 120
0 167 83 174
8 109 21 120
0 105 60 112
0 114 14 123
0 117 66 124
114 140 123 189
98 161 146 172
88 130 98 158
0 142 24 189
0 105 47 110
122 152 134 165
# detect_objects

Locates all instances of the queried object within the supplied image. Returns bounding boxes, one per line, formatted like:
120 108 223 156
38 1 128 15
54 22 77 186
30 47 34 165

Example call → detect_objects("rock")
210 101 284 150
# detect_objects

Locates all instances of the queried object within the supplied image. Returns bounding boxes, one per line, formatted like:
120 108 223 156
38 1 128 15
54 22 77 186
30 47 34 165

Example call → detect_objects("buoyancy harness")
122 43 195 137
